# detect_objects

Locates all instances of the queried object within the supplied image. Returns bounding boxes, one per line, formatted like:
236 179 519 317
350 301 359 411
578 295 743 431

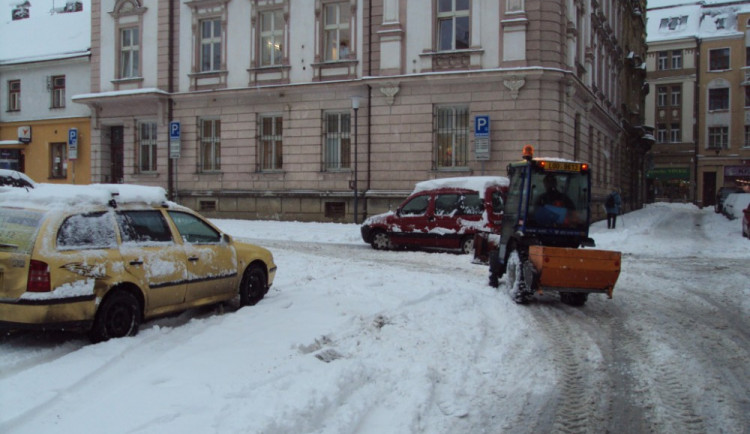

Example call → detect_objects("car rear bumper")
0 294 96 330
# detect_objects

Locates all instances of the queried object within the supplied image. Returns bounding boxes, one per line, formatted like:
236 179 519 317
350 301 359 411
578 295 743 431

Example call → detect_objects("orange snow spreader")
527 245 621 298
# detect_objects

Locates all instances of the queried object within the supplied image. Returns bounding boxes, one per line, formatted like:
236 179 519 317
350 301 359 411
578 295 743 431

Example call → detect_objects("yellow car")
0 184 276 342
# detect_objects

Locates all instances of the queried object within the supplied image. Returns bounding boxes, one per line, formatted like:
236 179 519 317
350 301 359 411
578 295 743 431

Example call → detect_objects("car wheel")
507 250 531 304
240 264 267 306
90 291 141 343
371 231 393 250
460 236 474 255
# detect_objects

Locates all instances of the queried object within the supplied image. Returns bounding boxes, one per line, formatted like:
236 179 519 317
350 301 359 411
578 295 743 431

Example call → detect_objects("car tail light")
27 260 51 293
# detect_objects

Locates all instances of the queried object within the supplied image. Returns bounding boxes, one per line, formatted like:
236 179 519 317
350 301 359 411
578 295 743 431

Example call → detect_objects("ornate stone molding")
503 77 525 99
380 83 400 105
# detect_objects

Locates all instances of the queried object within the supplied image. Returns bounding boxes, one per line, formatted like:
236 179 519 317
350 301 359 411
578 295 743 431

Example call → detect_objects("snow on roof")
646 1 750 43
0 183 168 209
412 176 510 195
0 0 91 64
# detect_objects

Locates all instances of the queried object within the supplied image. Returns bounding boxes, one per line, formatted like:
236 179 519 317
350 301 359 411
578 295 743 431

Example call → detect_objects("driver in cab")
534 174 578 226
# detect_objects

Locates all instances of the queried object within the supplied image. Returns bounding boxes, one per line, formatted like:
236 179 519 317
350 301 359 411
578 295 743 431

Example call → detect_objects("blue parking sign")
475 115 490 137
169 121 181 140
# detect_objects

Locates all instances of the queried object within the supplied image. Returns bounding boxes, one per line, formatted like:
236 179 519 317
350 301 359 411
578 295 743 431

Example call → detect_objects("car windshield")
527 169 589 230
0 208 45 254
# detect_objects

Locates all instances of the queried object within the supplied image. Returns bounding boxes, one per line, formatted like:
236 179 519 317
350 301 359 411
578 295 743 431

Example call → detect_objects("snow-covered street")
1 203 748 433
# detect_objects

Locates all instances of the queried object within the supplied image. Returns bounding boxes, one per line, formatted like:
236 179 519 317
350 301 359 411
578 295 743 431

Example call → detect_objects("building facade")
75 0 651 221
0 1 92 185
646 1 750 206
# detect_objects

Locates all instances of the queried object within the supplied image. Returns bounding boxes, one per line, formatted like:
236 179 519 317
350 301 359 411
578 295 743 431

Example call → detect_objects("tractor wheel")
488 249 503 288
507 250 531 304
560 292 588 306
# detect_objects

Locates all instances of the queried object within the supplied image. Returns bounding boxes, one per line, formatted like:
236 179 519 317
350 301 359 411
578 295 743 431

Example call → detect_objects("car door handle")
129 260 143 266
188 256 200 262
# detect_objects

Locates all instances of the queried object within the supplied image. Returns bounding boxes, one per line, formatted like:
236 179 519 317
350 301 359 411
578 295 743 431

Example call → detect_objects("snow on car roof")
0 183 168 209
0 169 36 186
412 176 510 194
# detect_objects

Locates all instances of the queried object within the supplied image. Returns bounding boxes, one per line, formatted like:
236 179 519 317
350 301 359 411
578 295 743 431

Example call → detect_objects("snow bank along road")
0 205 748 434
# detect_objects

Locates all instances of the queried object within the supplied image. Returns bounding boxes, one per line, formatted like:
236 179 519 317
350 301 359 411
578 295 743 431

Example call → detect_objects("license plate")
546 161 582 172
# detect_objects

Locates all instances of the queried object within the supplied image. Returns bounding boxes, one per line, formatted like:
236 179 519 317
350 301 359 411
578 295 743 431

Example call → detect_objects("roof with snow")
0 0 91 65
0 183 169 209
412 176 510 195
646 0 750 43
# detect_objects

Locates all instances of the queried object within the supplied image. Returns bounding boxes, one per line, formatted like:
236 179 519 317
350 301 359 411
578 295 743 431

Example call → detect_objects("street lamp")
351 96 360 224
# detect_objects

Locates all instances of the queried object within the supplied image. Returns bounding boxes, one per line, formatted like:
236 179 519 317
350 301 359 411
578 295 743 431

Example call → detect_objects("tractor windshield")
527 168 589 230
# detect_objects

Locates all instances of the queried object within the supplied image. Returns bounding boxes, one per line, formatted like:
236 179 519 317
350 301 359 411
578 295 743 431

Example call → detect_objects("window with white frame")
138 122 157 173
671 85 681 106
658 51 668 70
323 2 351 61
259 114 283 171
671 49 682 69
260 9 284 66
656 124 667 143
120 27 140 78
745 86 750 107
51 75 65 108
708 88 729 111
324 112 351 170
744 125 750 148
200 119 221 171
657 86 667 107
200 18 223 72
670 123 681 143
8 79 20 111
708 126 728 149
709 48 729 71
50 142 67 178
435 106 469 168
437 0 470 51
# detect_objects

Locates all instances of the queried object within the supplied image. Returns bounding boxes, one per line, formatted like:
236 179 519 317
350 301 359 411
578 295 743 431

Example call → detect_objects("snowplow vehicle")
488 146 621 306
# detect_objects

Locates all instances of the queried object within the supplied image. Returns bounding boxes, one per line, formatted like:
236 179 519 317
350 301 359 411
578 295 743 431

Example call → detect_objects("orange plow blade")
528 245 621 298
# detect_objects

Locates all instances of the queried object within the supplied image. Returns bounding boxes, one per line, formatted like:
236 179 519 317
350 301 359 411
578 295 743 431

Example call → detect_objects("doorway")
110 126 124 183
702 171 716 207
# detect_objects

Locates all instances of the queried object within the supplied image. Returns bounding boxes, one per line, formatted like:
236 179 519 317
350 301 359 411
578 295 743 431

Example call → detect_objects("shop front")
724 165 750 189
647 166 691 203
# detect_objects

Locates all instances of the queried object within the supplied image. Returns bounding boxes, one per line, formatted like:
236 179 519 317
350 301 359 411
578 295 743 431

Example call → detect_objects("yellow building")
0 118 91 185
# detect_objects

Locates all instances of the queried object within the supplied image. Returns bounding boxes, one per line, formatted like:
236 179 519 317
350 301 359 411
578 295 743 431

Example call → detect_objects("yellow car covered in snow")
0 184 276 342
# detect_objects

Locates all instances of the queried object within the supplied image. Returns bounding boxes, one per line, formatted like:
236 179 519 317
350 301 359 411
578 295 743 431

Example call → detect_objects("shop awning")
0 140 26 148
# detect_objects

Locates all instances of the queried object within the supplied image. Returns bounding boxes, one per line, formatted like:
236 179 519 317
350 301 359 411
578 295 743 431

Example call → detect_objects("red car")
743 202 750 238
360 177 509 253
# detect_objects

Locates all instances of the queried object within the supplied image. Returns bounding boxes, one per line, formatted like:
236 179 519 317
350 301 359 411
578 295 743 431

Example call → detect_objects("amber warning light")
522 145 534 160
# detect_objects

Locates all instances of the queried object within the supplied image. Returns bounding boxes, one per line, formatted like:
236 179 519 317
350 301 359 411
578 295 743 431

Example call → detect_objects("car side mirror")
223 233 232 244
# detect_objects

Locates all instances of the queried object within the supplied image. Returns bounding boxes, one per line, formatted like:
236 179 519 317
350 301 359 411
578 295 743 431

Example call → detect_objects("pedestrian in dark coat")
605 189 622 229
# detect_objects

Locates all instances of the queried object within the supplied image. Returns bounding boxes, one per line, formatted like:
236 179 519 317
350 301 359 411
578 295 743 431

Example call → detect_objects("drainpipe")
167 0 175 200
364 0 373 219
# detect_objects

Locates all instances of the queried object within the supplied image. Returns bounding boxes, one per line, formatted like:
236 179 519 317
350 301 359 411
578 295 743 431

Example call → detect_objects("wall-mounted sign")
17 126 31 144
474 115 490 161
68 128 79 160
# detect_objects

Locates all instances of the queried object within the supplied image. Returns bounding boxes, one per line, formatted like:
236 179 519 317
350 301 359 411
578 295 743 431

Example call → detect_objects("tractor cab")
499 148 594 253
